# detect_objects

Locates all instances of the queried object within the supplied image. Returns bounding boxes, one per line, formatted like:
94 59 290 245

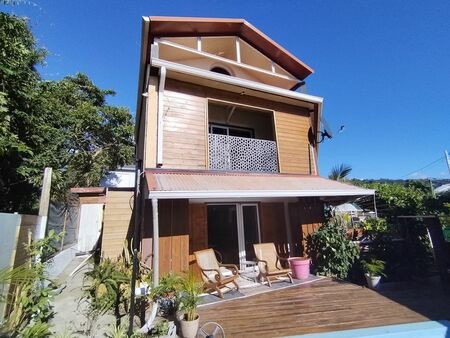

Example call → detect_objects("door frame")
207 202 261 270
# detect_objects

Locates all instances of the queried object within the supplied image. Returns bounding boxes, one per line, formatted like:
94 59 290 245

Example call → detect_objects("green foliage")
18 321 51 338
0 12 134 213
362 259 386 277
328 163 352 181
1 231 61 336
307 217 360 279
178 271 202 322
82 258 129 317
362 217 388 233
149 272 181 299
149 319 169 337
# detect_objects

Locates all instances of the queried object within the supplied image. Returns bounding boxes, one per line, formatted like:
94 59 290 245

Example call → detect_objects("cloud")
409 171 427 179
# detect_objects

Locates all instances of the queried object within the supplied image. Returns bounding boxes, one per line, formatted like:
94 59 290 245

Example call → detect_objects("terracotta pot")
365 273 381 289
180 314 199 338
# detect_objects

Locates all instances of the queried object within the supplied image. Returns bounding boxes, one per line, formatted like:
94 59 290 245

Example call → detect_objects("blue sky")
3 0 450 180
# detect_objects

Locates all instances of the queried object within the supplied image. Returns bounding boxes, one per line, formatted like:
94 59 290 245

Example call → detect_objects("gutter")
150 57 323 105
148 189 375 200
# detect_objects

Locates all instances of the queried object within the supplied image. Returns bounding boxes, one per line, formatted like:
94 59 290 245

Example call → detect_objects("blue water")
285 321 450 338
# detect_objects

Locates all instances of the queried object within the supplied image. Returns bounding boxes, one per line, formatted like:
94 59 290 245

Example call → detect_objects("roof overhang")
145 170 375 200
146 16 313 80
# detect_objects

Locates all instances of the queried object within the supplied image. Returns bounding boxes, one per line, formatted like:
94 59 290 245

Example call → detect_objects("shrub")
308 217 360 279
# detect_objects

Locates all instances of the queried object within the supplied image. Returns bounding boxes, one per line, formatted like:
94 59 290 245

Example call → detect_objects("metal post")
445 150 450 174
128 249 138 337
283 201 293 256
152 197 159 287
373 193 378 218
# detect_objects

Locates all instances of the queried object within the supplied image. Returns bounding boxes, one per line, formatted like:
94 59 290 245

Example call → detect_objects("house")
131 16 374 282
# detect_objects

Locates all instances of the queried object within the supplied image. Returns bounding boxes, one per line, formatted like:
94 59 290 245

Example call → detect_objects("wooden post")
36 167 52 240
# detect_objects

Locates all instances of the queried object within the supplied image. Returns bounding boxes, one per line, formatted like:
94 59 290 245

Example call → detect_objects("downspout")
151 197 159 287
156 66 166 166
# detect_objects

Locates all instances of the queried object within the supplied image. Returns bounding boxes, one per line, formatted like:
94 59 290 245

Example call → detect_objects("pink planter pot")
289 257 310 280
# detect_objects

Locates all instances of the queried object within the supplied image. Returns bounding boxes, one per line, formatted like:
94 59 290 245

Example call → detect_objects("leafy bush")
83 258 129 317
362 259 386 277
1 230 62 336
307 217 360 280
362 217 388 233
178 272 202 321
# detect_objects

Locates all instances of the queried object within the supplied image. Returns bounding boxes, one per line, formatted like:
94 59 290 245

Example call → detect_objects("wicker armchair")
253 243 293 286
194 249 240 298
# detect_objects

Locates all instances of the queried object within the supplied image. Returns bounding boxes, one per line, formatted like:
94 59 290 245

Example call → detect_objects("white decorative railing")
208 134 278 172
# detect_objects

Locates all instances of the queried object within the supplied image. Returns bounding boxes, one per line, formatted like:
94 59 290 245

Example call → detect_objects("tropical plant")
1 230 62 336
178 272 202 321
149 319 169 337
307 217 360 279
328 163 352 181
362 217 388 234
82 258 129 319
149 272 182 317
362 259 386 277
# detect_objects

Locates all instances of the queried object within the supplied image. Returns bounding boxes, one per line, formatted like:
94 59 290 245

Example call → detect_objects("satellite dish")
317 118 345 144
321 117 334 139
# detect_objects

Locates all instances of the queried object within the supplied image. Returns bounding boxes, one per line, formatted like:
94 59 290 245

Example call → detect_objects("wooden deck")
197 278 450 337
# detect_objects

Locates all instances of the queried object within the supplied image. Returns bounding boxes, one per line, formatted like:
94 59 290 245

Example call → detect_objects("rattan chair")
194 249 240 298
253 243 293 286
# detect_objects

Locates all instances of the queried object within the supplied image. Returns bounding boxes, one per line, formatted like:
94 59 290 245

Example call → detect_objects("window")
210 66 231 76
209 124 254 138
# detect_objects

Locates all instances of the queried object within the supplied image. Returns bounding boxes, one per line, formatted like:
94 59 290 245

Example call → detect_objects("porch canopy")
145 169 374 200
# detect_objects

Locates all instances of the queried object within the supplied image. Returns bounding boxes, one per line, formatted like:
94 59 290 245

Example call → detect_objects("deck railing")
208 134 278 172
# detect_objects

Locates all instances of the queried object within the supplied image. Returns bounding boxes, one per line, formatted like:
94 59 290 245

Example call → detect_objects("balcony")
208 134 278 173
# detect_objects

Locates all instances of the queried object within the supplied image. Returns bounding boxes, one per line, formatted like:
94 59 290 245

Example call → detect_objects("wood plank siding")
141 199 190 274
289 197 325 255
155 79 315 174
101 190 134 259
162 82 207 169
275 111 313 174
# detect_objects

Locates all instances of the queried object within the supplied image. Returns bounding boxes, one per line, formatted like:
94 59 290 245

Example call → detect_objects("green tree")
0 13 134 212
328 163 352 181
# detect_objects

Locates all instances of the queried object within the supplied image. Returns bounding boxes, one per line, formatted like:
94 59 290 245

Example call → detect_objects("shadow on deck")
197 278 450 337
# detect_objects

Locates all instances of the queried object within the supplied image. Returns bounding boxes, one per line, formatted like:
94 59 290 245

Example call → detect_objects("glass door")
207 204 239 264
207 203 261 269
237 204 261 269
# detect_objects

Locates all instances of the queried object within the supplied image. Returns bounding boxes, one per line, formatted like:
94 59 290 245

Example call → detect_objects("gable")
146 16 313 82
157 35 301 89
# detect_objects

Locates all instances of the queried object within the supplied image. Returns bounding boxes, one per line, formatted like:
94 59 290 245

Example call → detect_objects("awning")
145 170 374 199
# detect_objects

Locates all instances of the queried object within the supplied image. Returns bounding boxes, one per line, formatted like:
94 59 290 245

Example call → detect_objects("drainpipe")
151 197 159 287
156 67 166 167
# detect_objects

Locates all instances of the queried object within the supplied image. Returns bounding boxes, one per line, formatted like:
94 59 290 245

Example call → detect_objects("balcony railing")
208 134 278 173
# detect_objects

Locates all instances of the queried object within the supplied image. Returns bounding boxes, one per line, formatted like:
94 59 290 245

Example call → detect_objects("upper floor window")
209 124 254 138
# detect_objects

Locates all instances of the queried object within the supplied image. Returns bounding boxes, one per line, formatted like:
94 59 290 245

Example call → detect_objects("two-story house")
134 16 374 280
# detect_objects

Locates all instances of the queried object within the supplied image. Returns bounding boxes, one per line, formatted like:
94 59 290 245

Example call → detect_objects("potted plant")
178 272 202 338
362 259 386 289
149 272 182 317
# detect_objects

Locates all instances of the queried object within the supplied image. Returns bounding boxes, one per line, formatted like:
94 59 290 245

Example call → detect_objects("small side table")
241 260 258 283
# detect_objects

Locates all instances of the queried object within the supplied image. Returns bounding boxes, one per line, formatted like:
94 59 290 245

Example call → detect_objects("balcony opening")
208 101 278 173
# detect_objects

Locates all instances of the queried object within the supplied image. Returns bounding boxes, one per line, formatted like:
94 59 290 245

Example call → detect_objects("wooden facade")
101 189 134 259
141 198 324 275
144 79 316 174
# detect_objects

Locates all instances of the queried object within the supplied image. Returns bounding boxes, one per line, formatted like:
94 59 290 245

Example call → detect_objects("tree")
328 163 352 181
0 13 134 212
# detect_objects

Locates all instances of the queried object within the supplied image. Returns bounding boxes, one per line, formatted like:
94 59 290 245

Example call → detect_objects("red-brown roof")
144 170 374 199
146 16 314 81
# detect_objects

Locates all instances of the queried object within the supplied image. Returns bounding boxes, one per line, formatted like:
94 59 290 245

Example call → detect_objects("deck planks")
197 278 450 337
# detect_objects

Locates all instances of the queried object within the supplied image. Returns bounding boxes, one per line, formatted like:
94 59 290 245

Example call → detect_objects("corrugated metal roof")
145 170 374 199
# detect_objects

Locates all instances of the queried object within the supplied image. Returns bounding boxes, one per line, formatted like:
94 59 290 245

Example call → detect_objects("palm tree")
329 164 352 181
